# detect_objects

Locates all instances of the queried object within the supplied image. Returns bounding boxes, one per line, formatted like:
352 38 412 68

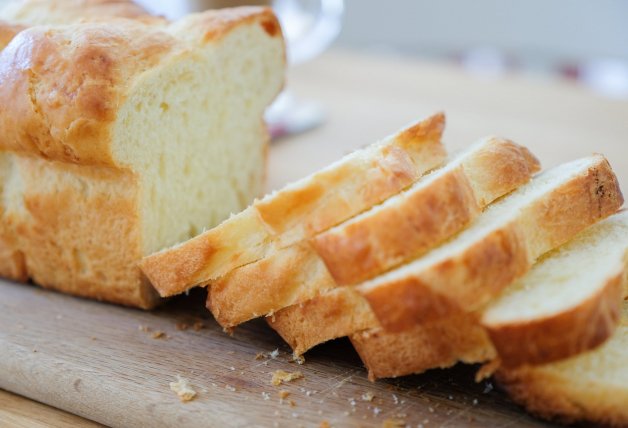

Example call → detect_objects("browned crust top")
0 6 280 167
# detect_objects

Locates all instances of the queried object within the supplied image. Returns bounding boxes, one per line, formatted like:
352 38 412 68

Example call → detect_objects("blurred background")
136 0 628 99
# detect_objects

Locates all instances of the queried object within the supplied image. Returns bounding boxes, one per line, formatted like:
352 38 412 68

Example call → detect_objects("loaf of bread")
496 300 628 427
264 137 539 349
352 207 628 380
360 155 622 331
0 6 285 307
140 113 446 296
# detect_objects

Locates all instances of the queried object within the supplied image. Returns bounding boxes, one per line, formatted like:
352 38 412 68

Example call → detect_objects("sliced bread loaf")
0 7 284 307
266 139 539 351
352 209 628 380
140 113 446 297
210 137 539 328
496 300 628 427
360 155 623 331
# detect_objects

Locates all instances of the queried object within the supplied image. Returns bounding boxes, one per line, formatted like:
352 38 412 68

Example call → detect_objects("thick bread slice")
496 301 628 427
0 7 285 307
360 155 623 331
482 209 628 367
140 113 446 297
210 137 540 328
350 314 496 381
352 209 628 380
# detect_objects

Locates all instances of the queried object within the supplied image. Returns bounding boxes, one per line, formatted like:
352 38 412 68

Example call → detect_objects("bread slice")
359 155 623 331
140 113 446 297
265 138 540 349
496 301 628 427
0 1 157 50
0 7 285 307
351 209 628 380
482 209 628 367
351 314 496 381
210 137 540 328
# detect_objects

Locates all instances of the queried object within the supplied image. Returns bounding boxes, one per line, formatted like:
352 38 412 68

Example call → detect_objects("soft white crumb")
169 376 196 402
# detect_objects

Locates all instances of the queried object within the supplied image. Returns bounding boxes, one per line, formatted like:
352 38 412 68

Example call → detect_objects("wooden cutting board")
0 280 552 427
2 50 627 427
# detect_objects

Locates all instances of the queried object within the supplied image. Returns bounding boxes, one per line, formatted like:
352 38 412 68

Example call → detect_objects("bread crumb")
382 419 405 428
138 325 150 332
361 391 375 402
319 421 330 428
227 351 235 355
475 359 500 382
193 320 205 331
289 399 296 407
255 352 266 360
170 376 196 402
175 322 189 331
271 370 303 386
278 390 290 399
152 331 167 339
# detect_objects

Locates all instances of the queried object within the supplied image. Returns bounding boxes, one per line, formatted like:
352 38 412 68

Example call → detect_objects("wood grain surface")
1 49 627 427
0 281 551 427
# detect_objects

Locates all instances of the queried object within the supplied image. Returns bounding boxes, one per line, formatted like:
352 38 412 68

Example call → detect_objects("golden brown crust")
207 242 336 328
362 226 529 331
255 113 446 238
0 22 175 166
461 138 541 205
172 6 281 42
361 156 623 332
496 362 628 427
312 137 539 286
350 313 496 381
485 271 624 367
312 167 481 285
140 114 446 297
1 154 160 308
268 287 378 356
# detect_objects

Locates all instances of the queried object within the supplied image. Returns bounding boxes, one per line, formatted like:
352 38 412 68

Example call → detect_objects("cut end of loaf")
0 7 285 308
